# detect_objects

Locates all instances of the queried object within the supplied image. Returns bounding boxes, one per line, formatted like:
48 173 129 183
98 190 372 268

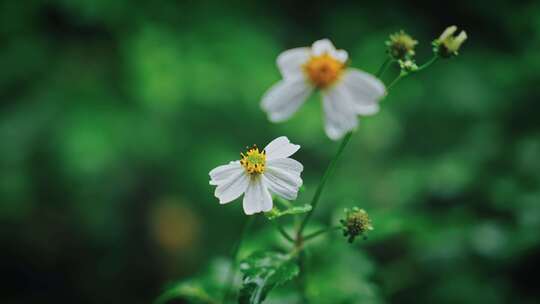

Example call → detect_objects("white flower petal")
209 161 242 185
342 68 386 107
322 85 359 140
243 177 273 215
264 136 300 161
266 158 303 175
264 159 303 200
261 77 313 122
354 103 380 115
213 169 249 205
277 47 311 78
328 72 383 116
262 175 297 200
331 49 348 63
312 39 336 56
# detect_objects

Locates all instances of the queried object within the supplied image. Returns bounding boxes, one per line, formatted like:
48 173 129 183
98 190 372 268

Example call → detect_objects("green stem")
376 57 393 77
297 131 353 236
303 226 342 243
388 56 439 90
222 216 254 302
273 221 295 243
387 72 406 91
416 55 439 72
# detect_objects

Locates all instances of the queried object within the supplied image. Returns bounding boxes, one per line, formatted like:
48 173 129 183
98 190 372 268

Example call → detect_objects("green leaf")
238 251 299 304
155 282 217 304
265 204 312 220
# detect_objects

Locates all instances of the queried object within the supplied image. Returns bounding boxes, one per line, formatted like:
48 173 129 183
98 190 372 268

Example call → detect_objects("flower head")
386 30 418 60
240 145 266 174
303 52 345 89
261 39 386 141
434 26 468 57
340 207 373 243
209 136 303 215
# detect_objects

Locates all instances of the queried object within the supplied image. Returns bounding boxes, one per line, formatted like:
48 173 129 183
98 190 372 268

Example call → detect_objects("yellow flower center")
240 145 266 175
303 53 345 89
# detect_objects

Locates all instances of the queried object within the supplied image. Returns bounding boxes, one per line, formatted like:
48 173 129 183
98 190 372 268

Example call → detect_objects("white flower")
261 39 386 140
209 136 303 215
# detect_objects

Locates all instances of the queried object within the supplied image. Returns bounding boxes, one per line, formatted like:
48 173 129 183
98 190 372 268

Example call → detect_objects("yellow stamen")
303 53 345 89
240 145 266 175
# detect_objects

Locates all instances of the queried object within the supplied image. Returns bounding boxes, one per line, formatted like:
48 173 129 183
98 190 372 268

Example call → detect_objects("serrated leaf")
265 204 312 220
238 251 299 304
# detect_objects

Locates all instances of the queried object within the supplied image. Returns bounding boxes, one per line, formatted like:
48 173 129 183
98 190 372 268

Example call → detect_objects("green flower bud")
340 207 373 243
398 59 418 73
386 30 418 60
433 25 468 58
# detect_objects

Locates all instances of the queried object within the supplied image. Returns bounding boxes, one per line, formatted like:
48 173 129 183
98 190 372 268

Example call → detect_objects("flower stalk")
297 131 353 236
274 221 295 243
376 57 393 77
388 55 439 90
303 226 342 242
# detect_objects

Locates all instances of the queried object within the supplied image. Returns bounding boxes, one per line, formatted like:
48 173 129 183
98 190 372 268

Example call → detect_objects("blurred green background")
2 0 540 303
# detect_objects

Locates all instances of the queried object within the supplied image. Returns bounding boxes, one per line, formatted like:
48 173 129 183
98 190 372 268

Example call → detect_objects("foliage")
238 252 299 304
156 283 217 304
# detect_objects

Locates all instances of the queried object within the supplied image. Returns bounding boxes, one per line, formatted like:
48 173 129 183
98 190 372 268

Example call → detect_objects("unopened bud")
398 59 418 73
433 25 468 58
340 207 373 243
386 30 418 60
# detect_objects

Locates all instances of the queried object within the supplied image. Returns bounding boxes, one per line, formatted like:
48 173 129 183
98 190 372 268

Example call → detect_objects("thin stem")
386 56 439 91
273 221 295 243
387 72 406 91
416 55 439 72
297 132 353 236
376 57 393 78
303 226 342 243
222 216 254 302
